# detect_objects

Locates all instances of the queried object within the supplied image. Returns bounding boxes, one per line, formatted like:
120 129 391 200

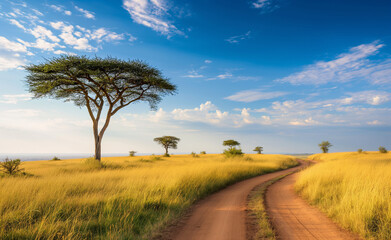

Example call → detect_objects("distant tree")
379 146 388 153
253 146 263 154
223 140 240 150
154 136 180 157
357 149 363 153
223 139 243 157
200 151 206 154
0 158 24 175
25 55 176 161
129 151 137 157
190 152 200 158
318 141 332 153
51 156 61 161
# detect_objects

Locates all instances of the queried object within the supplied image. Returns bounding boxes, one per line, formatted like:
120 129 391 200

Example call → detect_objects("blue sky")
0 0 390 155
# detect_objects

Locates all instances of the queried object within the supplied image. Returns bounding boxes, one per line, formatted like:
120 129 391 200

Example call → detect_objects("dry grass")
295 152 391 240
0 154 297 239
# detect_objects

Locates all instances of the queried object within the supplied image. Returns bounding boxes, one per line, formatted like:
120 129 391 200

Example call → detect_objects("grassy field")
295 152 391 240
0 154 297 239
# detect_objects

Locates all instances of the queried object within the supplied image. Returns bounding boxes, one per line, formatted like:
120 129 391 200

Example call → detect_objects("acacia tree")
319 141 332 153
223 139 240 150
253 146 263 154
25 55 176 161
154 136 180 157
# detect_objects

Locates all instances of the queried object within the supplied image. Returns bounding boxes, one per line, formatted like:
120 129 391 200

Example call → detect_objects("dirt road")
266 172 360 240
162 162 305 240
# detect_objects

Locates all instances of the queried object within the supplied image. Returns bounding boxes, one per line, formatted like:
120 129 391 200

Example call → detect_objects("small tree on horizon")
129 151 137 157
223 139 243 157
319 141 332 153
253 146 263 154
379 146 388 153
154 136 180 157
25 55 176 161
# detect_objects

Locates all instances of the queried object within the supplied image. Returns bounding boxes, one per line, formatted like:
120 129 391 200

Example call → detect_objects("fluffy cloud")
225 90 288 102
0 36 28 52
120 93 391 129
278 41 391 85
123 0 181 36
29 26 60 42
0 56 25 71
50 21 95 51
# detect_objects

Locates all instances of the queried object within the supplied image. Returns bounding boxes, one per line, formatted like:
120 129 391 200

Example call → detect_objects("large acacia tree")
25 55 176 161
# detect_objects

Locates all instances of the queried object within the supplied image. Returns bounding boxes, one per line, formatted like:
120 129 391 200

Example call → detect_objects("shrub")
379 146 388 153
129 151 137 157
0 158 24 175
223 147 244 158
200 151 206 154
150 155 163 161
191 152 200 158
51 156 61 161
357 149 363 153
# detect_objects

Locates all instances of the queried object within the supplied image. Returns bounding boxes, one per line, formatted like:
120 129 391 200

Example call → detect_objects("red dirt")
266 171 361 240
159 163 304 240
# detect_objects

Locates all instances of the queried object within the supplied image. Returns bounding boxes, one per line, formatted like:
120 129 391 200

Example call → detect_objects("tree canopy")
318 141 332 153
25 55 176 161
223 140 240 149
154 136 180 156
253 146 263 154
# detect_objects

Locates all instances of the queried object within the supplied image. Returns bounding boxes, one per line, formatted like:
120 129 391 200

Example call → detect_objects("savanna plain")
0 154 297 239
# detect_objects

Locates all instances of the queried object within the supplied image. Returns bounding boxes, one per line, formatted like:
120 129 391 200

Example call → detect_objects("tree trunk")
93 121 102 161
165 147 168 156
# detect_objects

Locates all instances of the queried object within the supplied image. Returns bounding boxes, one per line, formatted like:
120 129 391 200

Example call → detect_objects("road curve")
266 172 361 240
160 161 306 240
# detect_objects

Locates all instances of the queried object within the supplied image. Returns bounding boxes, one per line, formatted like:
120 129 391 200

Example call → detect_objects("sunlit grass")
0 154 297 239
295 152 391 240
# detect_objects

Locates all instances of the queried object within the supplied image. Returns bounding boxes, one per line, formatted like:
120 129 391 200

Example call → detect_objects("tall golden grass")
295 152 391 240
0 154 297 239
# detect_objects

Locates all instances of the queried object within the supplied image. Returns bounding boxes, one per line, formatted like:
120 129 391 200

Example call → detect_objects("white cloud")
50 22 95 51
29 26 60 42
0 36 28 52
225 90 288 102
90 28 125 42
278 41 391 85
252 0 279 13
183 70 204 78
225 31 251 44
49 4 72 16
0 56 25 71
216 73 233 79
74 6 95 19
0 94 32 104
204 60 212 64
253 0 271 8
32 9 43 16
9 19 26 30
122 0 182 36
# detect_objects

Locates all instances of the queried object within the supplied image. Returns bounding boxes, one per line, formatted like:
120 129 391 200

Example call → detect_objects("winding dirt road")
266 171 360 240
161 162 306 240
